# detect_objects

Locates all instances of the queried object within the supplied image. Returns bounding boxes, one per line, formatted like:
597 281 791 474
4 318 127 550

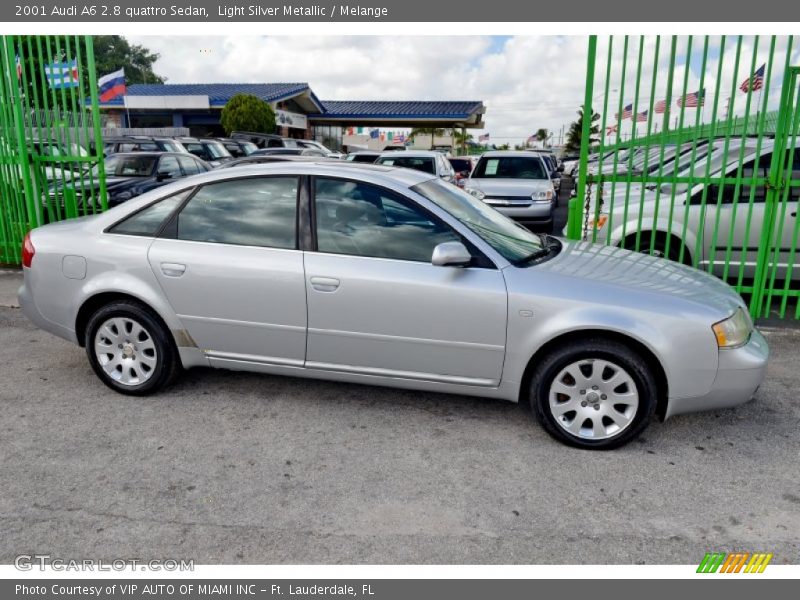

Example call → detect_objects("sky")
129 35 799 146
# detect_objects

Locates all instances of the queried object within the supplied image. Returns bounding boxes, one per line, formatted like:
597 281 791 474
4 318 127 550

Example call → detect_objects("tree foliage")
564 106 600 153
220 93 276 135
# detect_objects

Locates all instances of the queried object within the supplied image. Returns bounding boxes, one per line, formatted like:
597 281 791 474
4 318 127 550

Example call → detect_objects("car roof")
479 151 547 158
376 150 442 158
164 160 434 187
108 151 191 158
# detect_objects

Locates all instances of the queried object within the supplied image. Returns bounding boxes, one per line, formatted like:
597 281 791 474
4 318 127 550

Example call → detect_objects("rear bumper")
18 278 78 344
664 328 769 419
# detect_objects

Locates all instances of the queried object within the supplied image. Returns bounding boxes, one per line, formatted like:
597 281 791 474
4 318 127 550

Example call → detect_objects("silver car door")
304 176 507 386
147 176 307 366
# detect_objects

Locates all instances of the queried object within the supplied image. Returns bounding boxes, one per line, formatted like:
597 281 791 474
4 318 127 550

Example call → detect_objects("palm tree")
409 128 445 149
535 128 549 148
564 106 601 153
451 128 473 154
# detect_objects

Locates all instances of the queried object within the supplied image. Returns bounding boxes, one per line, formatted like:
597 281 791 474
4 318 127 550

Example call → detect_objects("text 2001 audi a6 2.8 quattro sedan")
19 162 769 449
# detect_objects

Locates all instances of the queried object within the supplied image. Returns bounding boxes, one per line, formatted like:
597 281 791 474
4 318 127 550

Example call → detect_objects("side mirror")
432 241 472 267
156 172 172 182
557 164 565 172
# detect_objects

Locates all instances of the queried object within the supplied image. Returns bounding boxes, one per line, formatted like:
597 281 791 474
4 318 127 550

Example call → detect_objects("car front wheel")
85 300 180 395
529 338 657 449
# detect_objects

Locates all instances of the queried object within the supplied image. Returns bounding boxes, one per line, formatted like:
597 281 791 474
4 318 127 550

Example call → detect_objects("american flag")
654 99 667 114
740 64 765 93
527 134 537 144
619 103 633 120
478 133 490 142
677 89 705 108
636 110 649 122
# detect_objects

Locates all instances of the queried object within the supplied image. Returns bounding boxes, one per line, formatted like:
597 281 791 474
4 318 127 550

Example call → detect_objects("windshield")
94 155 156 177
473 156 547 179
377 155 436 174
205 141 232 159
412 178 544 263
240 141 258 155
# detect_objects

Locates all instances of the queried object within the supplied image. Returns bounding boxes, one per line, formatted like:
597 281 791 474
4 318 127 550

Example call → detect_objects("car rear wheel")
528 338 657 449
85 301 180 395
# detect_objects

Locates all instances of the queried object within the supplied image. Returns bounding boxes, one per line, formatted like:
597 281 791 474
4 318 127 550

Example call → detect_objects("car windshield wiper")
516 236 562 266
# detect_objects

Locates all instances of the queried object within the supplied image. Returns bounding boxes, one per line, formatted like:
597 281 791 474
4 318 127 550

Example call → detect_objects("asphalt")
0 269 799 565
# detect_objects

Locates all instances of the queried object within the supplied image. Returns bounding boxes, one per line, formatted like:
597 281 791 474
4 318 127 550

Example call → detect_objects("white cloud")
127 35 798 146
127 35 590 145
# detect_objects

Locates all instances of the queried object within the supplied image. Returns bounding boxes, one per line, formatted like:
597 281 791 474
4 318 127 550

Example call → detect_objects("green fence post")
568 35 597 240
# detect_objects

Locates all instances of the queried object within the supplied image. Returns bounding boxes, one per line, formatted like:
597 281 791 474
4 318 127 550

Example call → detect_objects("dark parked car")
177 137 234 167
231 131 298 149
215 155 336 169
448 156 477 187
102 136 187 157
250 147 328 157
51 152 210 208
345 151 381 163
214 137 259 158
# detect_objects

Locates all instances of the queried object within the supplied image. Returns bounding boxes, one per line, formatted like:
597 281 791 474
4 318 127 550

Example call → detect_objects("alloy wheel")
548 358 639 441
93 317 158 386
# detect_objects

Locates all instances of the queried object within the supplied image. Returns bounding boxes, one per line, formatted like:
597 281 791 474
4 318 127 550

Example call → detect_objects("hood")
466 178 552 196
531 240 744 318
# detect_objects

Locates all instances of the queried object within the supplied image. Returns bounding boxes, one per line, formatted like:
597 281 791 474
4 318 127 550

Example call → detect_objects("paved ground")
0 270 799 565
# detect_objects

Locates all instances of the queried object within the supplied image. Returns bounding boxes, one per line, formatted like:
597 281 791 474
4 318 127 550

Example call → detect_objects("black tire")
85 300 181 395
624 232 691 265
528 338 657 450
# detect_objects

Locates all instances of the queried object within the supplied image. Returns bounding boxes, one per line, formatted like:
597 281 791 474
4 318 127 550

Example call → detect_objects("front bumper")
664 328 769 419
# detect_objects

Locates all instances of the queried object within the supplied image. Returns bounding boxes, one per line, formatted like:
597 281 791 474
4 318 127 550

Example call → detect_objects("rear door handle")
310 276 340 292
160 262 186 277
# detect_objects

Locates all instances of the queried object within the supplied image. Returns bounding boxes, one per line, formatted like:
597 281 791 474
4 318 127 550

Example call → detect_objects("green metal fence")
0 35 107 266
568 35 800 320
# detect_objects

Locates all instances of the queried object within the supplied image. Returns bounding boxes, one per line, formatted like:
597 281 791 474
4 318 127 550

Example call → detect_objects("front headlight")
531 190 554 202
466 188 485 201
712 308 753 348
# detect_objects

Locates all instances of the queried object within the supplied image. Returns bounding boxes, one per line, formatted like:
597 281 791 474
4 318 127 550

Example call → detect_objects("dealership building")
99 82 486 151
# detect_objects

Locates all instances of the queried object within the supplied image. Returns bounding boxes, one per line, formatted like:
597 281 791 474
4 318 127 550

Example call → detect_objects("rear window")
108 190 191 237
473 156 547 179
376 156 436 175
448 159 472 172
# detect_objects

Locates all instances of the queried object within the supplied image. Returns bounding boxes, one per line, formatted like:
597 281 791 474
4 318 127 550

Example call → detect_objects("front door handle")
310 276 340 292
791 211 797 217
160 262 186 277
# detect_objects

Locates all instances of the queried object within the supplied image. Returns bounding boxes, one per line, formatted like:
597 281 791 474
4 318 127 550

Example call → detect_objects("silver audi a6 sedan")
18 162 769 449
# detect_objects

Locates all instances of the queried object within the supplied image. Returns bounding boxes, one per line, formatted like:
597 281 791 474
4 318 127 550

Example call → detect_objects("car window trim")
158 174 302 250
308 175 496 269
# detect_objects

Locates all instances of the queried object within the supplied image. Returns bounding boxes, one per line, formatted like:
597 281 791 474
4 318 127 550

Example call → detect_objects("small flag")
677 88 705 108
98 67 126 102
394 133 405 144
605 123 618 135
45 59 79 89
387 131 394 141
740 64 765 93
478 133 490 142
654 99 668 114
526 134 536 144
636 110 649 122
15 55 22 82
620 103 633 120
369 128 379 139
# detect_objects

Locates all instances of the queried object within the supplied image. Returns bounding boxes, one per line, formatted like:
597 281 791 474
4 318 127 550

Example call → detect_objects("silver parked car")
375 150 456 183
19 162 768 449
588 139 799 280
464 151 556 232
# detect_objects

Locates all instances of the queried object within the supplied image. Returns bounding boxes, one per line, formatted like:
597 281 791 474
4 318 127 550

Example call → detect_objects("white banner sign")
275 109 308 130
